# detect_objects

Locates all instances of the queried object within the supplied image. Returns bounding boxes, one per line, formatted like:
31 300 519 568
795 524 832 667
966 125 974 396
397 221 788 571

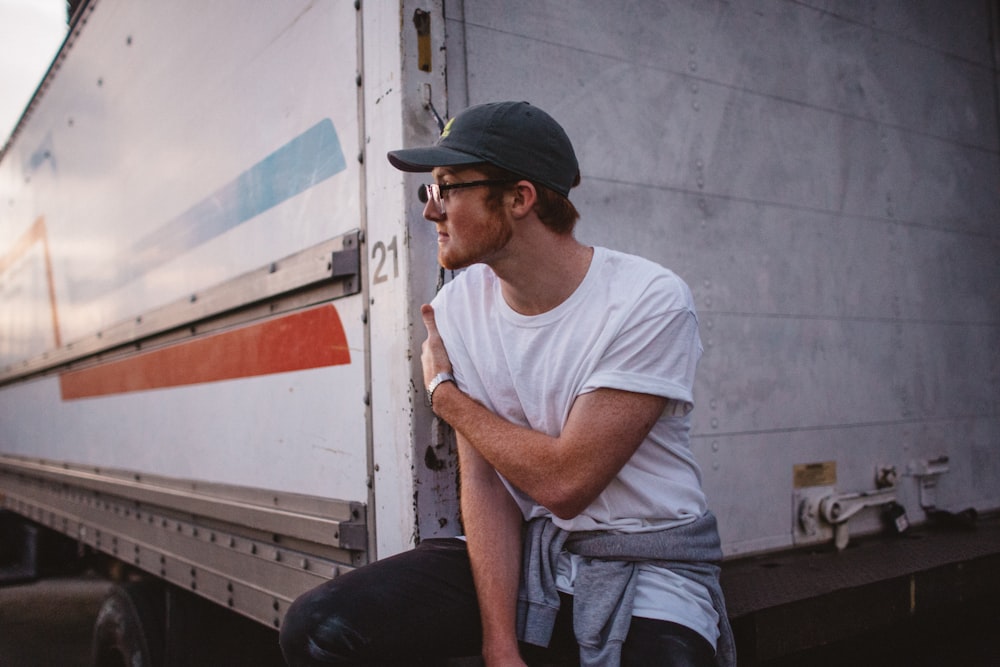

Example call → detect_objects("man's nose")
423 198 444 222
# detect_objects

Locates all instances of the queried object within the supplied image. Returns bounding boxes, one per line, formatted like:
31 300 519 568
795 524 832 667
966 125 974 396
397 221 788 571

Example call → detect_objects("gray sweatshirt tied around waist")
516 511 736 667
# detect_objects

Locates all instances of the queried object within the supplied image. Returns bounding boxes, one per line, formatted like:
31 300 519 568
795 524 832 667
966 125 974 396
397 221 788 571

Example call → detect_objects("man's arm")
422 305 668 520
457 431 527 666
439 383 666 519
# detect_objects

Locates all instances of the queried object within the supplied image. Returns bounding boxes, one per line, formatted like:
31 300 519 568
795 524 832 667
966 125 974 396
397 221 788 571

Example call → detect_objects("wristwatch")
426 371 455 409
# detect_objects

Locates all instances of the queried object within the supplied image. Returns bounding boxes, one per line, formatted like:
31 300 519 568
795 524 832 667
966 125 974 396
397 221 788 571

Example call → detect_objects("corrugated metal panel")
448 0 1000 556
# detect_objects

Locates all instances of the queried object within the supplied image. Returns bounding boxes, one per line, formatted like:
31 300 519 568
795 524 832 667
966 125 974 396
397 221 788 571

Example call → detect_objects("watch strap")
426 371 455 408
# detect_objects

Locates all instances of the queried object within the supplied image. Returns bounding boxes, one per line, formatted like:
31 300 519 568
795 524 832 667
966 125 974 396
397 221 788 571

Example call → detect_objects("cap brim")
387 146 485 172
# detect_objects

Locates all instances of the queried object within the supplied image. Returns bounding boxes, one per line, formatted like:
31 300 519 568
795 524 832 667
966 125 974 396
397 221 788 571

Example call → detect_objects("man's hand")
421 304 453 388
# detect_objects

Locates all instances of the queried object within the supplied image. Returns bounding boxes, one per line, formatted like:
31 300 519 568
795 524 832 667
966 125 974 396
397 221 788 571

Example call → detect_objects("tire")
92 581 165 667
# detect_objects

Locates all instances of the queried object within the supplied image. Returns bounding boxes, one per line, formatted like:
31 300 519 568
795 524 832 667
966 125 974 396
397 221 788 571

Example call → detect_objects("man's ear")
509 180 538 219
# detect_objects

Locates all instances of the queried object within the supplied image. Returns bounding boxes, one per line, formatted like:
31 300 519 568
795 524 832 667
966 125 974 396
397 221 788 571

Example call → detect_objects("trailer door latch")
798 487 898 551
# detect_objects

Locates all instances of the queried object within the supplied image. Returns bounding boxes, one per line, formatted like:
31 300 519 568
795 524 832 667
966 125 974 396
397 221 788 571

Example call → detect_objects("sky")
0 0 68 142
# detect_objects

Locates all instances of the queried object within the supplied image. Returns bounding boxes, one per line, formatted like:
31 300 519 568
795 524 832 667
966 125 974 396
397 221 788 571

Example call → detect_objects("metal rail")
0 453 366 629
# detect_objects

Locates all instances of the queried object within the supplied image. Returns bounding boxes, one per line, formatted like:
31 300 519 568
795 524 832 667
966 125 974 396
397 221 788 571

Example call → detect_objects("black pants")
279 538 715 667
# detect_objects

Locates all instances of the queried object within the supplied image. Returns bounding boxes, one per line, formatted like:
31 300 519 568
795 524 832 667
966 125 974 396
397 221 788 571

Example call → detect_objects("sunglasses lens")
419 184 444 213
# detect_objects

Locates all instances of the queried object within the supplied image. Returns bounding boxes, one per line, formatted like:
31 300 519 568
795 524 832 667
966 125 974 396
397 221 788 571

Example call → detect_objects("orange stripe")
59 304 351 400
1 217 61 347
40 218 62 348
0 217 45 275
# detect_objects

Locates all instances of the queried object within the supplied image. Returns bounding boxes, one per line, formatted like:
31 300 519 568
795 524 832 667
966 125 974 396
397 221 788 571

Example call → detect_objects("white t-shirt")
433 246 719 647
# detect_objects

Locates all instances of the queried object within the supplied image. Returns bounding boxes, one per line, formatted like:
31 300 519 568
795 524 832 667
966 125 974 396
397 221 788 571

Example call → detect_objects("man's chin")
438 253 473 271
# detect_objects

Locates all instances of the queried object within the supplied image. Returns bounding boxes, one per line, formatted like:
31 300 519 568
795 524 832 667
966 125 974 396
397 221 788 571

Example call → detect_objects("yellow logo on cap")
441 117 455 139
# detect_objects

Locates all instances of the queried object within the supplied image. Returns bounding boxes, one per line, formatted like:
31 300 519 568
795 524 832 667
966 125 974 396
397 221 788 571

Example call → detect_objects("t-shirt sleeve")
582 277 703 414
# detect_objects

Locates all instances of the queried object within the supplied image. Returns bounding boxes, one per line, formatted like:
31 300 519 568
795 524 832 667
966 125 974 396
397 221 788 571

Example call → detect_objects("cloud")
0 0 67 140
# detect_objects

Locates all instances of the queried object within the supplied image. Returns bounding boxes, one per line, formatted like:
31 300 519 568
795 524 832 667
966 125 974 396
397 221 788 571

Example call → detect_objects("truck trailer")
2 1 998 664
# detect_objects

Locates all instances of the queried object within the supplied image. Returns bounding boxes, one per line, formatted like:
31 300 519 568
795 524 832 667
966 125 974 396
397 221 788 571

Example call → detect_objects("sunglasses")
417 179 518 214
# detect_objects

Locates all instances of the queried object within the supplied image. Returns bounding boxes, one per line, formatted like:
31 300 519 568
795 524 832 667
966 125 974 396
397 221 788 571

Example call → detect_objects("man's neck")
491 236 594 316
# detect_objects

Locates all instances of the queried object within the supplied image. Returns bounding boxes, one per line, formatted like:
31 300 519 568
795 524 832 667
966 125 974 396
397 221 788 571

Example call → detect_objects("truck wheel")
92 581 165 667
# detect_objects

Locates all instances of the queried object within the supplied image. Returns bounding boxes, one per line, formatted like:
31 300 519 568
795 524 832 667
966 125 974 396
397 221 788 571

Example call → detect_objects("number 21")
372 236 399 284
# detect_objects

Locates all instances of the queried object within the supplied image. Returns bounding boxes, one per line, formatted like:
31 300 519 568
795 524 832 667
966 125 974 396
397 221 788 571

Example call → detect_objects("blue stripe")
72 118 346 300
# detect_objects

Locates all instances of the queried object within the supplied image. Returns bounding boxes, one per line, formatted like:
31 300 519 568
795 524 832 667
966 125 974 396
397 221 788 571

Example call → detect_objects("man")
280 101 734 667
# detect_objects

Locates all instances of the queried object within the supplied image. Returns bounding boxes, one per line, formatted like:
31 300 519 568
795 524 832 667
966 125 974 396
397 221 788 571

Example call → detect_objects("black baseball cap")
387 101 580 197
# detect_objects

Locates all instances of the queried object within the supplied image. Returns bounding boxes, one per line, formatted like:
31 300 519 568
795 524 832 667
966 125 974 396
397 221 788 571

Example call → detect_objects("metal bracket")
796 486 897 551
330 231 361 296
794 484 836 544
906 456 950 510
